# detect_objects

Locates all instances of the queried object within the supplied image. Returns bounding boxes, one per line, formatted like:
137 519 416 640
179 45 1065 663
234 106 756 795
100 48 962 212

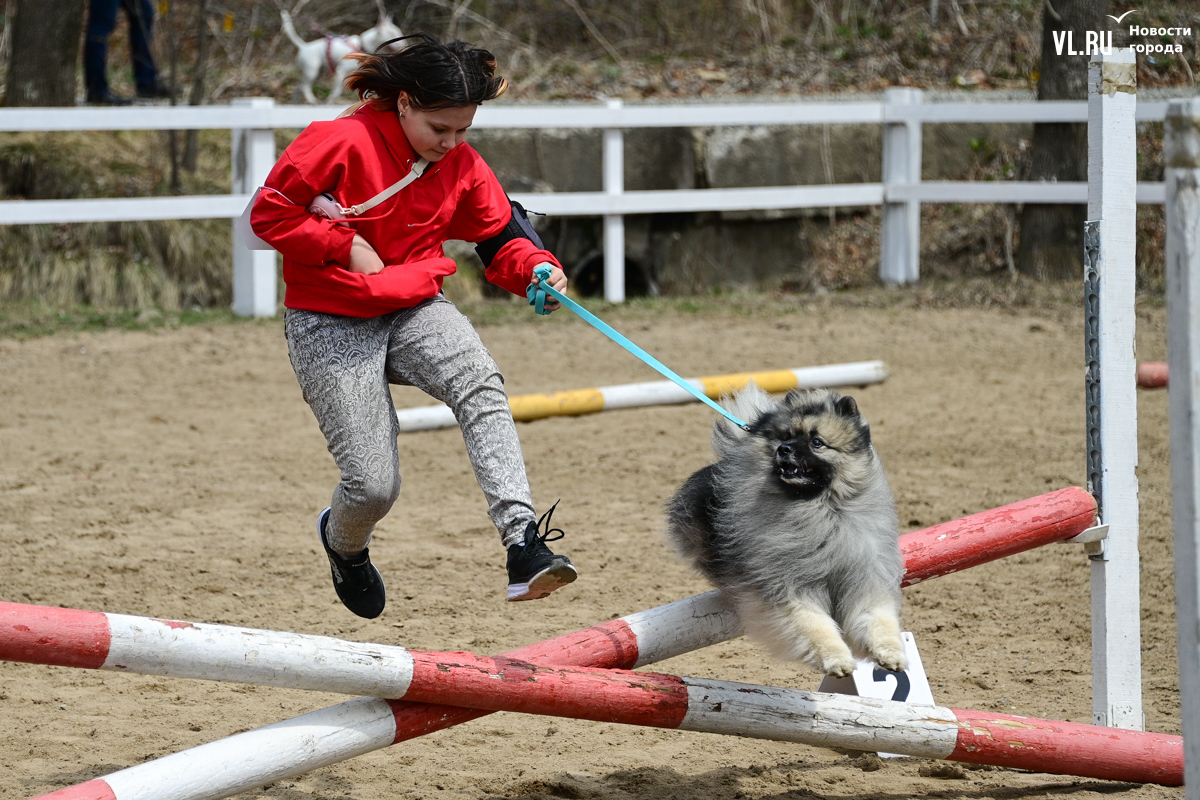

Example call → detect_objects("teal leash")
527 265 749 430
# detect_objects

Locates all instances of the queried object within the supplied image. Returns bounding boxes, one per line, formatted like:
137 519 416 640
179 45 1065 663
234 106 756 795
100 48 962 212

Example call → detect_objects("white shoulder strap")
345 157 430 216
236 158 430 252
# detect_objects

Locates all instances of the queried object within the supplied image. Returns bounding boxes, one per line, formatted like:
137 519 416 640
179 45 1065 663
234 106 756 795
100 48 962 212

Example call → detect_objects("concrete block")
469 127 695 193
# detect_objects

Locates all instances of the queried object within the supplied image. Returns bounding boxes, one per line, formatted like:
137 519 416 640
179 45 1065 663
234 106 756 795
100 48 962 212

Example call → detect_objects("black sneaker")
506 503 578 601
317 507 386 619
136 82 175 99
86 91 131 106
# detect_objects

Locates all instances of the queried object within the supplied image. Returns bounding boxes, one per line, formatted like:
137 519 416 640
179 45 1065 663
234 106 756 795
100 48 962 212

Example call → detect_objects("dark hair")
345 33 508 112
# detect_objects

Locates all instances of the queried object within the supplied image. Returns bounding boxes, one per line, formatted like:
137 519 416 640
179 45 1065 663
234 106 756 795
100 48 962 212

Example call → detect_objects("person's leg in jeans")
84 0 121 101
123 0 162 95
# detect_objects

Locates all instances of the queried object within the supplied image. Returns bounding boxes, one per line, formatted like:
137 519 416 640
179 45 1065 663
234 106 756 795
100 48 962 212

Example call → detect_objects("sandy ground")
0 298 1182 800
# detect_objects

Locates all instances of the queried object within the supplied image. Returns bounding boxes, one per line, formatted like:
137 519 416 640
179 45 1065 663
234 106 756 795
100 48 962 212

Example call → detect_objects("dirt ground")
0 297 1182 800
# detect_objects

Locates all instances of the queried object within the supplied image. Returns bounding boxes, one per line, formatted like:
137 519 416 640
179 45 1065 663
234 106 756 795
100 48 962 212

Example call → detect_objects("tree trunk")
394 0 440 40
1016 0 1109 280
4 0 87 106
164 0 181 192
183 0 212 173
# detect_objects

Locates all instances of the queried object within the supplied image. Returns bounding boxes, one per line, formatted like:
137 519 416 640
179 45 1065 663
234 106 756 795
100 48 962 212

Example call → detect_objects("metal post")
880 88 923 285
602 98 625 303
231 97 278 318
1166 96 1200 794
1085 48 1142 731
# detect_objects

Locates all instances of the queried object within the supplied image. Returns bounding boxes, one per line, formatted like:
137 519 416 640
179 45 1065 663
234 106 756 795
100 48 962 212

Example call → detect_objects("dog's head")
714 384 875 502
364 15 405 53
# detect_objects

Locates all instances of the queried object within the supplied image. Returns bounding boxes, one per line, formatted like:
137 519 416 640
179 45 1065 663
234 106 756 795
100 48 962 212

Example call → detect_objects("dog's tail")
711 381 771 456
279 10 309 51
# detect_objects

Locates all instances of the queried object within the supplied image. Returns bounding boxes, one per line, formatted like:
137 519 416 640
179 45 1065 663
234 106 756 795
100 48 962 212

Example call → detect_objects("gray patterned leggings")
284 295 536 556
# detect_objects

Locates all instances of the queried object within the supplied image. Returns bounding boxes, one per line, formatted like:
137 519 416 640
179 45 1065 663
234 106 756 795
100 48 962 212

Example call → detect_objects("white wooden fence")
0 91 1178 314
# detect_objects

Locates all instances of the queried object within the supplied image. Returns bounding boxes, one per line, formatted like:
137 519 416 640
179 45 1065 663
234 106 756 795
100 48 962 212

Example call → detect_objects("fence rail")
0 92 1185 313
0 98 1172 131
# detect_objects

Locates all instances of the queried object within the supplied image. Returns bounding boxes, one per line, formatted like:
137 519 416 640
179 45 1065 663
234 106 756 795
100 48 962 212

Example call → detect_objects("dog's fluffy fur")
280 11 402 104
666 384 906 677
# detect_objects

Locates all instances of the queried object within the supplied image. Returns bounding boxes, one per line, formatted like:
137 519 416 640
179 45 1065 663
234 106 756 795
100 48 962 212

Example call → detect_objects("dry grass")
0 129 237 310
0 220 233 310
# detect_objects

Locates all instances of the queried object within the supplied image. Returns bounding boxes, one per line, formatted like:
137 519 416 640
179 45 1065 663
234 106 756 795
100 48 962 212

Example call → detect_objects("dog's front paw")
870 646 908 674
821 653 859 677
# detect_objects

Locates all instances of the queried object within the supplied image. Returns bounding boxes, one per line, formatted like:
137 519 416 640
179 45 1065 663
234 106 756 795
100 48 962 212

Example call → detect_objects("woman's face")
396 93 477 162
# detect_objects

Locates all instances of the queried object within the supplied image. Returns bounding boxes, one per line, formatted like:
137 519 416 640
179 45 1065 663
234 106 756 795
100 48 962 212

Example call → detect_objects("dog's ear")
834 395 859 418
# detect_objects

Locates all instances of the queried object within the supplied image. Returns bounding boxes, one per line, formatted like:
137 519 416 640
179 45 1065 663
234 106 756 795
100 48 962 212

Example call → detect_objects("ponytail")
345 33 508 112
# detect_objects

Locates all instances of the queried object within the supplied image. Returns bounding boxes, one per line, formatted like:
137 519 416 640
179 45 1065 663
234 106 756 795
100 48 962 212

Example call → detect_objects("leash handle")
528 266 749 430
525 272 550 315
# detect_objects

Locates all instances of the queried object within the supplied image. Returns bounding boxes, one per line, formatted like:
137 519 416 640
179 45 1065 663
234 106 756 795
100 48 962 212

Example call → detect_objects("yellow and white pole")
395 361 887 432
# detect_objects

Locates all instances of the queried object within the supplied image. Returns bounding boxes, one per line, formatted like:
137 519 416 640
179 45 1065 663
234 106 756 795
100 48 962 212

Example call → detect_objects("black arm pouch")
475 199 546 267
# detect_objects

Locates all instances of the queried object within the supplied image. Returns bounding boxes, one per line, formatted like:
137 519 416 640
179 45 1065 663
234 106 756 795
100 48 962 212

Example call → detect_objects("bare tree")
1016 0 1109 280
183 0 213 173
4 0 87 106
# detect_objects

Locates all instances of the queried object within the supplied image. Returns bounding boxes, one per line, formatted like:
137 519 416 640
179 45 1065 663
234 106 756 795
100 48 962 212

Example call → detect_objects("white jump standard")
1165 96 1200 798
1084 48 1143 731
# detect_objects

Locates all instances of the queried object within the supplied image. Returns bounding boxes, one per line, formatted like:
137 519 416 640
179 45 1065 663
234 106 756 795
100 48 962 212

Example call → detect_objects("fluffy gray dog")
666 384 906 677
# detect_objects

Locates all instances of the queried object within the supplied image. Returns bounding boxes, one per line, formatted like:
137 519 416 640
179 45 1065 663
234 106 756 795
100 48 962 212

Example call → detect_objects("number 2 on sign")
872 668 911 701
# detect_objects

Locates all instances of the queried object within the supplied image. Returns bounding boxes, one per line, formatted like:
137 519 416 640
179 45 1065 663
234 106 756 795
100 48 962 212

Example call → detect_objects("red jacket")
251 104 560 317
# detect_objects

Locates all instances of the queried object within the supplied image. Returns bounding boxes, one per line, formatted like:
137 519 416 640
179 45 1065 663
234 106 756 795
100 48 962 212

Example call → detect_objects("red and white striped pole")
28 640 1185 791
28 591 736 800
17 488 1099 800
392 651 1183 786
900 486 1095 585
1 592 738 702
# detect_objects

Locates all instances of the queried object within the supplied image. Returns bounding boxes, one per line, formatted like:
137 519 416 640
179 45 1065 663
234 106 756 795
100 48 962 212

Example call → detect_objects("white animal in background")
280 10 362 104
280 11 406 104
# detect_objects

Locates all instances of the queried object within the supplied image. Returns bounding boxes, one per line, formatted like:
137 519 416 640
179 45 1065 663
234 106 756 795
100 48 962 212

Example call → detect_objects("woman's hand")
348 233 386 275
537 264 568 312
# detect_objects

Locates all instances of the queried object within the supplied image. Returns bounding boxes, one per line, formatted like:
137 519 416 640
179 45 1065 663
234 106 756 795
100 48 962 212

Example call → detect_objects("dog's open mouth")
777 458 822 486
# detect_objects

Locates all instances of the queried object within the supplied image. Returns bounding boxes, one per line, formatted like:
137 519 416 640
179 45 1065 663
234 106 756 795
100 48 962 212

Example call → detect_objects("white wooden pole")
1165 96 1200 795
880 88 923 285
231 98 278 318
602 98 626 303
1085 48 1142 731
